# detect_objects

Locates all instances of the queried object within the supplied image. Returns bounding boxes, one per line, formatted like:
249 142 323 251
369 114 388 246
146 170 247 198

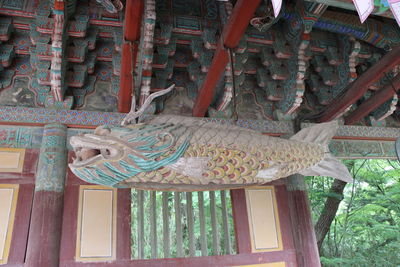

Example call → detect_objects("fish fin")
290 121 338 150
299 154 353 183
291 121 353 182
166 157 209 179
256 163 287 179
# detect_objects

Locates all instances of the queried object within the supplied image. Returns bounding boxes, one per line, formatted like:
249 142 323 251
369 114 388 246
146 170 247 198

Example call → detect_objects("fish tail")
290 121 353 182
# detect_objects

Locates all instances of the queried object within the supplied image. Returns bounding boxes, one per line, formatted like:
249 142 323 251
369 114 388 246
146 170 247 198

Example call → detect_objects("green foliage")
307 159 400 267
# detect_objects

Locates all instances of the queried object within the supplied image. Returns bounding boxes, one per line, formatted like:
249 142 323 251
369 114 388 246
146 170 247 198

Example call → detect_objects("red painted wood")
192 42 229 117
59 249 297 267
222 0 262 48
117 189 132 260
118 0 143 113
230 189 252 254
7 184 34 265
344 74 400 125
118 42 134 113
274 185 296 251
0 149 38 181
124 0 143 41
318 46 400 122
287 189 321 267
192 0 261 117
59 185 79 264
25 191 65 267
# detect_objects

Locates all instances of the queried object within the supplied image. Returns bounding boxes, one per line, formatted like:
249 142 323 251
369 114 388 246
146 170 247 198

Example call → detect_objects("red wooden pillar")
118 0 144 113
25 124 67 267
286 174 321 267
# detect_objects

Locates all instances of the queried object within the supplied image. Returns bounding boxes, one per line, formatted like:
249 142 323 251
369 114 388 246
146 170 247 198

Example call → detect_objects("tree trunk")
314 179 347 252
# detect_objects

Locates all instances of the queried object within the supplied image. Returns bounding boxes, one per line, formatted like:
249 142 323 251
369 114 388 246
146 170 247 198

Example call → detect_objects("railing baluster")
186 192 195 257
198 191 208 256
137 190 145 259
221 190 232 254
162 192 170 258
210 191 220 255
174 192 183 257
150 191 157 258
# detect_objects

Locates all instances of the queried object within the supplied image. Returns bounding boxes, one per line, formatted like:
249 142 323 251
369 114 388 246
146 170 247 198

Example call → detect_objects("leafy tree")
306 159 400 267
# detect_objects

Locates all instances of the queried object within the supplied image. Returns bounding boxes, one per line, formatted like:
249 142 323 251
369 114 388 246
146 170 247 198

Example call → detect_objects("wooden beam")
317 46 400 122
192 43 229 117
118 0 143 113
124 0 143 42
192 0 262 117
344 74 400 125
222 0 262 49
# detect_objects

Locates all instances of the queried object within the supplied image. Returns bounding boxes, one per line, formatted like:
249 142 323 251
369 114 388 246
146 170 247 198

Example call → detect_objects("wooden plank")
210 191 220 255
186 192 195 257
230 189 252 254
60 249 298 267
117 189 131 260
137 190 145 259
221 190 232 254
150 191 157 259
287 175 320 267
198 191 208 256
162 192 170 258
174 192 183 257
26 191 64 266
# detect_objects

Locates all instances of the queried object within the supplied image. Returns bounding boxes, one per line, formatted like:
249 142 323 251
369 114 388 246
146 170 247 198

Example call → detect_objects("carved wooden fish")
69 115 352 191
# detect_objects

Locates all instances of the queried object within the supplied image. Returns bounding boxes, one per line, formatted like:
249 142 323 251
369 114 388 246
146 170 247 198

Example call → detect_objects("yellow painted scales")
69 85 352 190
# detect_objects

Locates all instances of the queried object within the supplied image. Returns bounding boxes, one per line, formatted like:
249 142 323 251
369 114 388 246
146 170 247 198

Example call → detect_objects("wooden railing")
131 190 236 259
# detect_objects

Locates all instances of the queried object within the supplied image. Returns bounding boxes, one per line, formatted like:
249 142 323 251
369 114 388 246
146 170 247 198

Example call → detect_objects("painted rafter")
51 0 66 102
138 0 156 107
118 0 143 113
344 74 400 125
317 46 400 122
192 0 262 117
304 0 394 19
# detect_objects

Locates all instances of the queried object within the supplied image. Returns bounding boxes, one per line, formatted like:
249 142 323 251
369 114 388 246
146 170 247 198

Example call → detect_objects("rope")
229 48 239 122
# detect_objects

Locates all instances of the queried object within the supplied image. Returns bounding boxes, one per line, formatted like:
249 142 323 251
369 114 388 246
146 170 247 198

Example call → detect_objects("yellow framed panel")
245 186 283 253
0 148 25 173
75 185 117 262
0 184 19 265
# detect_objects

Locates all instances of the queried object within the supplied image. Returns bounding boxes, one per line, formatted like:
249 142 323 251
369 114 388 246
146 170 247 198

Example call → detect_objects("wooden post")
286 174 321 267
118 0 144 113
25 124 67 267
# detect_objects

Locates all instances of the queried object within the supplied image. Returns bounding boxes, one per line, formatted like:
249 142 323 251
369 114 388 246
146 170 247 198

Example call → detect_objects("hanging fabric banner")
388 0 400 27
352 0 374 23
271 0 282 18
